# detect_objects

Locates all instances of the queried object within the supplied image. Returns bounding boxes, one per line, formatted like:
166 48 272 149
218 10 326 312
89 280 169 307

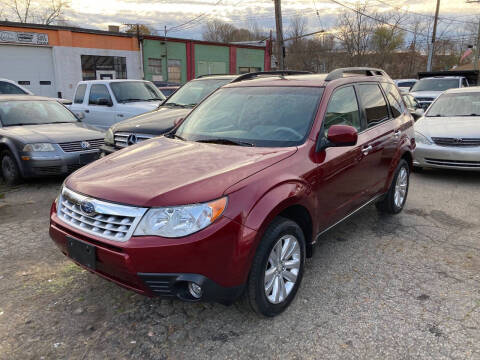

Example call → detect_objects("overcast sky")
66 0 479 41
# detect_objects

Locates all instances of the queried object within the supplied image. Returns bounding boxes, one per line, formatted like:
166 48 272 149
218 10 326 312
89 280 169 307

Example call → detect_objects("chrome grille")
59 139 104 152
432 137 480 147
425 158 480 168
114 132 154 148
57 187 147 242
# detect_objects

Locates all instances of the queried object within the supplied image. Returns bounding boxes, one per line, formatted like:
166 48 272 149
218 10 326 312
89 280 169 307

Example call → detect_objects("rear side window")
0 81 26 94
74 84 87 104
462 78 468 87
357 84 389 128
324 86 361 133
89 84 111 105
381 83 404 118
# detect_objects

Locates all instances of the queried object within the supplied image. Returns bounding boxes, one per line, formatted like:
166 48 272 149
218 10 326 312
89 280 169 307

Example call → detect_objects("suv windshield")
427 92 480 117
110 81 165 103
0 100 78 126
164 78 233 107
175 86 324 147
411 78 460 92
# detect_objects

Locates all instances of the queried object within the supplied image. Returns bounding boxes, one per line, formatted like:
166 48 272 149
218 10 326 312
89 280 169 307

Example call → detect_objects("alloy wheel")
264 235 301 304
394 167 408 208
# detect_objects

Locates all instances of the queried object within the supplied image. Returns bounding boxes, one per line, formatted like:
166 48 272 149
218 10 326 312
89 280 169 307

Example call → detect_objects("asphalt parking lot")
0 169 479 360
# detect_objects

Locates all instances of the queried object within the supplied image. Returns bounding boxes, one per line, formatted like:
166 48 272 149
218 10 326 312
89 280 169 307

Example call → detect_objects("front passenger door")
85 84 115 130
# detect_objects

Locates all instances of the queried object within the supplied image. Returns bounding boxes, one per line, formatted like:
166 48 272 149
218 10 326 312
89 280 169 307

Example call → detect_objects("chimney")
108 25 120 32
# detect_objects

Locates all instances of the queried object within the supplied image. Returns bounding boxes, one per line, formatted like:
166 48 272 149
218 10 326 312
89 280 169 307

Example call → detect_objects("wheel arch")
0 138 23 172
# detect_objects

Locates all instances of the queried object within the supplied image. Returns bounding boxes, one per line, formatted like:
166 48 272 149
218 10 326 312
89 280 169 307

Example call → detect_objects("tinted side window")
462 78 468 87
89 84 111 105
324 86 361 134
358 84 389 128
381 83 404 118
74 84 87 104
0 81 27 94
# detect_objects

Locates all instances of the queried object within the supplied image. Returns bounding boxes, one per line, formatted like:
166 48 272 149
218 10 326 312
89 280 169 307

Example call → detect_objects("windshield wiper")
165 133 186 141
164 102 188 108
196 138 255 147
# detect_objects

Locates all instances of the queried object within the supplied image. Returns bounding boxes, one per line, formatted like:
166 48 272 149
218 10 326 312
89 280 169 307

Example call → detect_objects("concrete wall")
52 46 142 100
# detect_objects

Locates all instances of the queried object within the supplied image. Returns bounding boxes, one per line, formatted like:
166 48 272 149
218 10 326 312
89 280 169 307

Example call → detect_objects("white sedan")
414 87 480 171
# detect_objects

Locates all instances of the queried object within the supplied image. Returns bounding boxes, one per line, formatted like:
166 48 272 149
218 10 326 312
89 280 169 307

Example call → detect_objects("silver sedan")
414 87 480 171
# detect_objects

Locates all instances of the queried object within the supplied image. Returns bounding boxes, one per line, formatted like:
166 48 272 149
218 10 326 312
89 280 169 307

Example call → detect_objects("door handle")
117 114 124 117
394 130 401 139
362 145 373 155
84 109 90 113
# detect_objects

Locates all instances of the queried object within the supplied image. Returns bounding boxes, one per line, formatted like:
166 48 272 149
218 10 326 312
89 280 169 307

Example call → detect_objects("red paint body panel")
229 46 237 74
50 74 415 298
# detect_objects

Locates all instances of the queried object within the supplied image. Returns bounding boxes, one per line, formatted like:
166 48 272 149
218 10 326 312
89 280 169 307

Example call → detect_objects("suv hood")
415 116 480 139
118 101 163 115
66 137 296 207
410 91 443 99
1 123 104 143
112 106 190 135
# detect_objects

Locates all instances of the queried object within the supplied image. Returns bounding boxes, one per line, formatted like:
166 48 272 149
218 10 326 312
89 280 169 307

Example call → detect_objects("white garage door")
0 45 56 97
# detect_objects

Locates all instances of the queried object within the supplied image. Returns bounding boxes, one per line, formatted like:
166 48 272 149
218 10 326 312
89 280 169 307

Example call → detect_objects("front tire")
246 217 306 317
1 150 21 185
376 159 410 214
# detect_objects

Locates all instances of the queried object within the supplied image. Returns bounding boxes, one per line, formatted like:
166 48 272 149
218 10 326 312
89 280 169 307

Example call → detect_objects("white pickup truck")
68 80 166 130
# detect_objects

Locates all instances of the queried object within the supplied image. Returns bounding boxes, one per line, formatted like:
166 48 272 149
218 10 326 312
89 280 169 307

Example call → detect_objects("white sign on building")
0 30 48 45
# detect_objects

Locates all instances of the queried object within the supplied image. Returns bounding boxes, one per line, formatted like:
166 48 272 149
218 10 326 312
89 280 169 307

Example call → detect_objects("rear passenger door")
355 82 398 197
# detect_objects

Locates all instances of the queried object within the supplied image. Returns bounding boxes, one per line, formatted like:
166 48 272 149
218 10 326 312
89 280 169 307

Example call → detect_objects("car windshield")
164 78 233 107
411 78 460 92
110 81 165 103
426 92 480 117
0 100 78 126
174 86 324 147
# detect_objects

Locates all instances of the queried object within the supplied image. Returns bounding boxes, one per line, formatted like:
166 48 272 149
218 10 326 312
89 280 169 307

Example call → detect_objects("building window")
148 58 163 75
81 55 127 80
168 59 181 83
239 67 262 74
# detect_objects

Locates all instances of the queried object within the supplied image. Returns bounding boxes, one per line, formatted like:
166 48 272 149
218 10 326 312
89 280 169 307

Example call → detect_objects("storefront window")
148 58 162 75
81 55 127 80
168 59 181 83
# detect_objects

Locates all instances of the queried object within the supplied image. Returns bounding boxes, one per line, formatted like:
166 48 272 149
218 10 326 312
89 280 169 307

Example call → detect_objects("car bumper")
414 143 480 170
49 205 255 303
21 150 100 177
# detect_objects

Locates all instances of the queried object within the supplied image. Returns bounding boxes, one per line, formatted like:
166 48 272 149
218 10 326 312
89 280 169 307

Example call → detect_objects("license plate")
66 236 96 270
79 152 98 165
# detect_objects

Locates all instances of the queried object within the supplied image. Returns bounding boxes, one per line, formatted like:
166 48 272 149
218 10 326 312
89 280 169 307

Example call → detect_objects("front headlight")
23 143 55 152
105 128 114 145
134 197 228 238
414 131 432 145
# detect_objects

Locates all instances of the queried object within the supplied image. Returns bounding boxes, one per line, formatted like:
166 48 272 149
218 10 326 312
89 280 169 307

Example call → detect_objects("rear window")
357 84 390 127
411 78 460 92
74 84 87 104
382 83 404 118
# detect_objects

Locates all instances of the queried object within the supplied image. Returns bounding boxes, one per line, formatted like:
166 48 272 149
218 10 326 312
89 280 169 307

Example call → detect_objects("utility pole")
427 0 440 71
468 1 480 70
165 25 168 81
274 0 285 70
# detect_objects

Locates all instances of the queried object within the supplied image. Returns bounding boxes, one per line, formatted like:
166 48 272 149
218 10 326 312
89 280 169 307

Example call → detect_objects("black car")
0 96 105 184
100 71 310 154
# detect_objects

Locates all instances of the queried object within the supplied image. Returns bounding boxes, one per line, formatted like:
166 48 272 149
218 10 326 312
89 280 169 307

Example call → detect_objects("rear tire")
376 159 409 214
246 217 306 317
1 150 21 185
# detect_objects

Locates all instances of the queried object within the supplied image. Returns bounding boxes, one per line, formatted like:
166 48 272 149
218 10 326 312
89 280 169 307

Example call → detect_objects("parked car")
49 67 414 317
68 80 166 131
410 76 469 109
0 78 33 95
152 81 181 98
101 72 309 154
394 78 417 94
0 95 105 184
413 87 480 171
402 93 423 121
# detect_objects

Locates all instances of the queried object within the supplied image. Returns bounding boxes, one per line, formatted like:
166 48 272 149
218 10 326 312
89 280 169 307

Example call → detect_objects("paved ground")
0 169 479 360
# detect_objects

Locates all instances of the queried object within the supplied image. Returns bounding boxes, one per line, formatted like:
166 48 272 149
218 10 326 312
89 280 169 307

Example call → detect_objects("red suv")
50 68 415 317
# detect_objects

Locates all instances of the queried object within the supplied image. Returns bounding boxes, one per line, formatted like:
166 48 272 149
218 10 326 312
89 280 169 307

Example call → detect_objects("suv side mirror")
316 125 358 152
97 98 113 106
414 108 424 117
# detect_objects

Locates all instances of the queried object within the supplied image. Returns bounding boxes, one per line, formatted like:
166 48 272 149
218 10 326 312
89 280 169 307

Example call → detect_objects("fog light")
188 282 202 299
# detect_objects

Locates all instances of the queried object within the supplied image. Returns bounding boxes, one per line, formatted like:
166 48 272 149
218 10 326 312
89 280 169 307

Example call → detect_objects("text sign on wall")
0 30 49 45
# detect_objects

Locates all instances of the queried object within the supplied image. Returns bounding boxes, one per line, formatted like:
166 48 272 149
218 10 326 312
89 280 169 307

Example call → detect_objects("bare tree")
203 19 264 43
0 0 69 25
370 13 406 68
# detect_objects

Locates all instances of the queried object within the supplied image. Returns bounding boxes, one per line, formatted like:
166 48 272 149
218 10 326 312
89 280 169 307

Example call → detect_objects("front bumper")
21 150 99 177
99 144 116 156
49 208 254 303
414 142 480 170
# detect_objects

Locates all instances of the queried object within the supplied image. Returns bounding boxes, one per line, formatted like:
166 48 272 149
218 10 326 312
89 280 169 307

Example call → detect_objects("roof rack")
231 70 312 82
325 67 389 81
195 74 237 79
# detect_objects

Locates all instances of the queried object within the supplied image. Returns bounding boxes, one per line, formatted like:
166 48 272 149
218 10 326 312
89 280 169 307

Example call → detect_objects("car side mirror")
316 125 358 152
414 108 424 117
97 98 113 107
